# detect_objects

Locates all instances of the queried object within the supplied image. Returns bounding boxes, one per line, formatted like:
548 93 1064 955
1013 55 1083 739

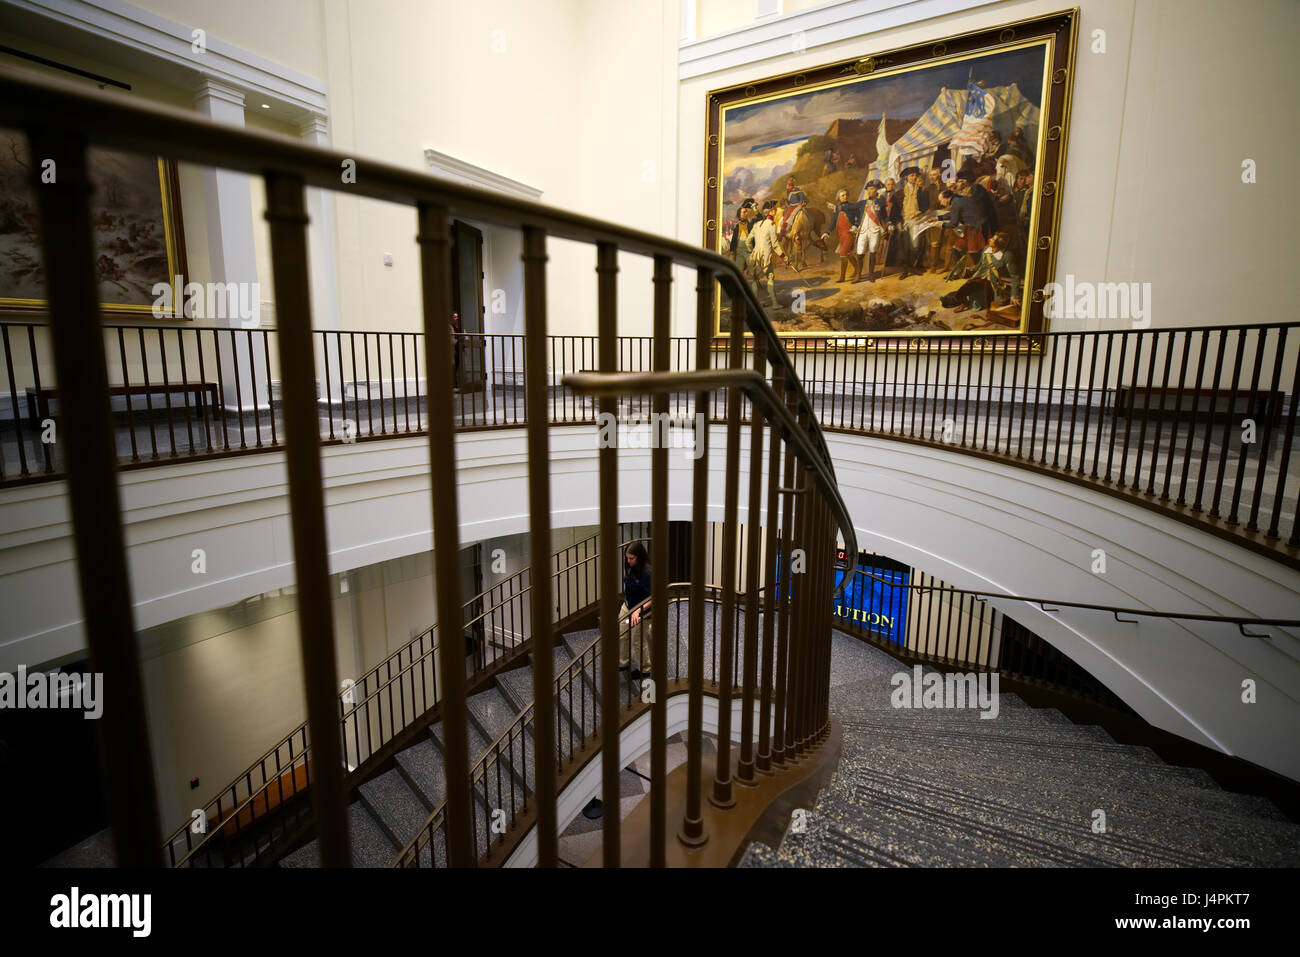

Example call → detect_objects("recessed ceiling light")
261 103 270 109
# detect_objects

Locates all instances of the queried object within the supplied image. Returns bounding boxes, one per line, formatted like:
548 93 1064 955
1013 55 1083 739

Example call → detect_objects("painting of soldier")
712 40 1058 337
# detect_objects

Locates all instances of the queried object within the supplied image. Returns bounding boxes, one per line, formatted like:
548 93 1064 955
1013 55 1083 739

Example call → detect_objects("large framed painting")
0 129 187 318
705 9 1078 341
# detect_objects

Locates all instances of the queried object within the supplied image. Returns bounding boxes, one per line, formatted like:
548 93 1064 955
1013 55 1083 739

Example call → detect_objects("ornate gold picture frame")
706 9 1078 344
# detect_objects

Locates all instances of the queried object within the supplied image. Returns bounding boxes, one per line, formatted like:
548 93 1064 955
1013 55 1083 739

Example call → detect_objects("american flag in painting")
949 82 996 154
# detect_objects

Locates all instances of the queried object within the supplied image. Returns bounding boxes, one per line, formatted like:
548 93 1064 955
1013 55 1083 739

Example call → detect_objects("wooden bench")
1114 386 1284 426
215 760 313 838
25 381 219 426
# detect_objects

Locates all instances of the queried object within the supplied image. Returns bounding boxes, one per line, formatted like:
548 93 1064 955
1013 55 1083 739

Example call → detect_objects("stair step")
835 763 1300 867
394 738 448 810
468 686 521 742
496 663 535 713
359 769 432 849
278 802 395 869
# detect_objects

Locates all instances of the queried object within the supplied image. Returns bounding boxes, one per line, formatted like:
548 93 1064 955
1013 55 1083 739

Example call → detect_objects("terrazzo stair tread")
834 705 1104 732
359 769 431 849
431 715 491 763
840 765 1300 867
838 723 1174 768
840 742 1279 830
838 721 1210 776
739 630 1299 869
494 659 584 767
431 718 522 816
394 737 449 810
834 772 1243 868
738 842 789 868
781 798 1042 868
536 644 578 681
843 734 1226 791
561 629 600 661
810 784 1115 867
468 686 523 738
836 713 1123 746
496 662 536 713
837 722 1232 785
836 741 1300 834
830 676 1037 712
278 802 395 869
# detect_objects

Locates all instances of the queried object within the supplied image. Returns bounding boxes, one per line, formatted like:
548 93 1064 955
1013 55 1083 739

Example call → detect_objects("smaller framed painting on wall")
0 129 187 318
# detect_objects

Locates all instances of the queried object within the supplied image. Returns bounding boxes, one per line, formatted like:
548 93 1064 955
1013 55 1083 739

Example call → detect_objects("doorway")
451 221 487 394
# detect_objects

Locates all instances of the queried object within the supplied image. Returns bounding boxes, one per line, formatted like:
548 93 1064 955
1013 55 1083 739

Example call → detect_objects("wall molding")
679 0 999 80
423 148 543 202
4 0 328 117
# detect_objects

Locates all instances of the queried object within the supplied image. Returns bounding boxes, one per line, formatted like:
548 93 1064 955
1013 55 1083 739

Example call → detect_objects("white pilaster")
193 77 267 412
298 114 343 404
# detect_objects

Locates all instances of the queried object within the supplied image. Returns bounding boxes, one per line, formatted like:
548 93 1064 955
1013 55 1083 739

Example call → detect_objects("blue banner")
833 564 909 644
774 551 910 644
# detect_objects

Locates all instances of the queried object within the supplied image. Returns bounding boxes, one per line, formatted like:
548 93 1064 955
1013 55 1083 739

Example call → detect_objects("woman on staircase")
619 542 653 682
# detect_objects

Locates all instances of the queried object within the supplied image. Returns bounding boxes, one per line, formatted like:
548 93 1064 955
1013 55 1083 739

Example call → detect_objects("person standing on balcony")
619 542 653 681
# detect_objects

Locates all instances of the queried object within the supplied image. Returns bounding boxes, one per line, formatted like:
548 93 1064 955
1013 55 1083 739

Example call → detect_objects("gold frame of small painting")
705 8 1078 346
0 136 188 319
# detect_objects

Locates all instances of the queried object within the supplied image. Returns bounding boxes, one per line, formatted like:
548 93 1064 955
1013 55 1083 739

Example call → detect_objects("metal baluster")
1130 331 1161 489
30 130 163 864
1162 330 1193 500
594 242 622 866
415 201 472 867
680 268 713 849
1178 331 1209 505
1064 332 1085 469
711 293 745 810
1053 333 1074 466
1146 330 1178 495
175 328 195 455
517 227 559 865
1247 326 1286 530
1106 332 1129 482
157 327 179 457
737 333 767 786
648 255 672 866
263 329 278 448
1268 339 1300 542
2 326 29 477
26 324 53 472
757 367 784 773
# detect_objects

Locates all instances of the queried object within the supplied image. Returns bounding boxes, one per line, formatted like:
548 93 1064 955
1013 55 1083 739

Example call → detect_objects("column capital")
193 77 247 115
296 113 330 143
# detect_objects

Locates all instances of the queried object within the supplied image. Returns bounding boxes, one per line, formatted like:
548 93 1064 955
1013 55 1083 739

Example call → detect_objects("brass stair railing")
1 65 855 867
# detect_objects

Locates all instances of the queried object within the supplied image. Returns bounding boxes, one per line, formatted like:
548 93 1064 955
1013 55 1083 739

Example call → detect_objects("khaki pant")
618 601 652 674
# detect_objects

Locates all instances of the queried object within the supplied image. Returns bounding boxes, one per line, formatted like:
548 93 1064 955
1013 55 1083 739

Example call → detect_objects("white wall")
4 0 681 338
